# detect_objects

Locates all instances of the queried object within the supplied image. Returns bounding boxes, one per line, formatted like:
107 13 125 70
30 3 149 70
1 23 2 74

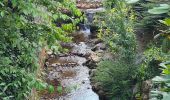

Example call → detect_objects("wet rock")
82 81 86 84
71 42 93 57
83 60 97 69
60 42 75 49
90 52 101 62
90 25 100 34
72 32 88 43
89 39 103 44
76 2 103 9
92 82 102 91
142 80 152 93
98 90 105 96
89 69 97 77
142 80 152 100
48 71 61 80
92 43 106 51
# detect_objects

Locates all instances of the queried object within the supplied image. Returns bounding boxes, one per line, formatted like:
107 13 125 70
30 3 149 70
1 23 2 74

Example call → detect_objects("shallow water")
40 2 104 99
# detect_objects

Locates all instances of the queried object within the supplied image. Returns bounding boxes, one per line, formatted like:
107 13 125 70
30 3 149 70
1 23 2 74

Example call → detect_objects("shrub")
0 0 81 99
94 60 136 99
93 0 138 99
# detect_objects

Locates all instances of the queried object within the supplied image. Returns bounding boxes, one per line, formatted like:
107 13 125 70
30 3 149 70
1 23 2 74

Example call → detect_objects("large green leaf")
160 18 170 26
151 91 170 100
125 0 139 4
148 4 170 14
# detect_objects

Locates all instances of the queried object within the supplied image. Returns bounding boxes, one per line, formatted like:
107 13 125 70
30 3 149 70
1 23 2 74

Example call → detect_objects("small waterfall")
79 12 94 37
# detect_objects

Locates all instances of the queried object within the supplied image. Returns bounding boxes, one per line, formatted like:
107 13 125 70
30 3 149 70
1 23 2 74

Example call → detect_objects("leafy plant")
94 0 138 99
151 62 170 100
148 4 170 14
125 0 140 4
96 0 137 62
94 60 136 99
0 0 81 99
137 47 169 82
57 85 63 94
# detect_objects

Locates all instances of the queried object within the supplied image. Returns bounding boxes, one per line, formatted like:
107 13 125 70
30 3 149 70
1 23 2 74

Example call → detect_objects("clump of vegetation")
0 0 81 99
136 2 170 99
94 0 138 99
95 60 136 99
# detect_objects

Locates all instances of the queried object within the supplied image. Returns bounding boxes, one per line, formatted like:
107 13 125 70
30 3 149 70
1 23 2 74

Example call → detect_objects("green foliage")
151 62 170 100
94 60 136 99
48 85 55 93
57 85 63 94
0 0 81 99
148 4 170 14
125 0 140 4
134 1 169 30
97 0 137 62
158 18 170 53
160 18 170 26
94 0 137 99
138 47 169 82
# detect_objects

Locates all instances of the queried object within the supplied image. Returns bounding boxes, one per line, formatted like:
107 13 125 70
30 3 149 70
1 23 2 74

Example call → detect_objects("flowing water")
40 2 105 100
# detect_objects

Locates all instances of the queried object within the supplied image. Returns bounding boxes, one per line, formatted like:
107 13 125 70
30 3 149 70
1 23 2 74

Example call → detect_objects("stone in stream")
92 43 106 51
71 42 93 57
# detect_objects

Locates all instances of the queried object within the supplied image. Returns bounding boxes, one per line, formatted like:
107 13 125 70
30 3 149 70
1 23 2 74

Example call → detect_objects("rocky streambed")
39 2 109 99
39 30 112 100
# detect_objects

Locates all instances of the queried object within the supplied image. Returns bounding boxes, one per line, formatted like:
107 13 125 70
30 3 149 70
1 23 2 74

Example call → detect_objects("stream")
40 2 106 100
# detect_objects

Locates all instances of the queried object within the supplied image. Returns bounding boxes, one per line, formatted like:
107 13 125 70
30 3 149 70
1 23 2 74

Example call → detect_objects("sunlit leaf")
125 0 139 4
148 4 170 14
48 85 55 93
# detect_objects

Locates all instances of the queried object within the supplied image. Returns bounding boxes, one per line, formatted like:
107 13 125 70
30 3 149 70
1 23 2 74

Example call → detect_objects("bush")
93 0 138 99
94 60 136 99
138 47 169 82
0 0 81 99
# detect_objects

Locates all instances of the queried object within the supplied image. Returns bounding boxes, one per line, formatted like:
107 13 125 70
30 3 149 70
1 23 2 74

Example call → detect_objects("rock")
60 42 75 49
71 42 93 57
90 52 101 63
142 80 152 100
142 94 149 100
82 81 85 84
83 60 97 69
142 80 152 93
47 50 53 55
93 82 102 91
89 69 97 77
89 39 103 44
48 71 61 80
92 43 106 51
98 90 104 96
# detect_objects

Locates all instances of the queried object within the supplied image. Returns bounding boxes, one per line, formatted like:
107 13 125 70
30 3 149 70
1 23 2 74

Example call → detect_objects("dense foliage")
135 0 170 99
0 0 81 99
0 0 170 100
94 0 170 99
94 0 137 99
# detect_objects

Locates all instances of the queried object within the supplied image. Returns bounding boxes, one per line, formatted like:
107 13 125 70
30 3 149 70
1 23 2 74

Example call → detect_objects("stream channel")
40 6 107 100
